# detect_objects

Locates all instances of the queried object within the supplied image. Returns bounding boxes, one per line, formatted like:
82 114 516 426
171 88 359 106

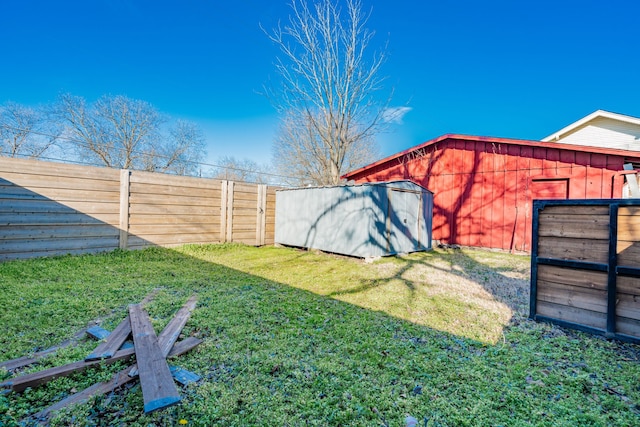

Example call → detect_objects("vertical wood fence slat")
119 170 131 250
606 204 619 337
220 180 228 242
256 184 266 246
226 181 235 243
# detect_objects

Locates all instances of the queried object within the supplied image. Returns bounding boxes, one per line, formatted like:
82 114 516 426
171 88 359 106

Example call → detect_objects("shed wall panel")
275 182 432 258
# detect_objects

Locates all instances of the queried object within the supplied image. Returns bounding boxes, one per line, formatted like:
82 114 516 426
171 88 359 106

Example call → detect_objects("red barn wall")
348 138 631 252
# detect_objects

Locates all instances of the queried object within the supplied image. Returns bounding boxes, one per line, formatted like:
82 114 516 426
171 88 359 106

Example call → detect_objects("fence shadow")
0 177 142 260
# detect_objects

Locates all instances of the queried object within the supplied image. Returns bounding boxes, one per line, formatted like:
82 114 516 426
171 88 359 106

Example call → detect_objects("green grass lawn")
0 244 638 426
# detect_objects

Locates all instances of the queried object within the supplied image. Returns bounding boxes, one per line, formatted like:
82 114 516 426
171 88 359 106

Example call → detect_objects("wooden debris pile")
0 295 201 422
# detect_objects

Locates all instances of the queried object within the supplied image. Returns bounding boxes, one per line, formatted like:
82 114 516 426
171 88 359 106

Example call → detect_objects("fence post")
119 169 131 250
256 185 267 246
220 180 228 242
606 203 619 338
226 181 235 243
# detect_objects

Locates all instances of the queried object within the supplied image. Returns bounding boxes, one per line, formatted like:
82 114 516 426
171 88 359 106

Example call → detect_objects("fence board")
0 237 121 254
130 170 222 189
538 223 609 240
130 193 220 207
233 193 260 203
536 300 607 329
127 233 221 248
540 205 610 216
2 225 119 240
0 187 120 203
129 214 218 226
537 280 607 313
618 242 640 267
129 204 218 215
616 317 640 337
0 158 277 260
0 212 121 226
0 157 119 180
537 236 609 263
129 224 219 235
531 199 640 343
619 206 640 216
0 200 120 214
0 172 119 193
617 276 640 295
129 181 221 198
537 265 608 291
234 183 259 193
0 247 112 261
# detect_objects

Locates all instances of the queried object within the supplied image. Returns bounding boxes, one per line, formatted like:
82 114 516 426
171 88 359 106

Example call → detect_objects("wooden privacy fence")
529 199 640 343
0 157 277 261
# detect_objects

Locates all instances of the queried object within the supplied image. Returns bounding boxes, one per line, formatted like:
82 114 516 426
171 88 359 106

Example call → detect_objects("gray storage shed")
275 181 433 258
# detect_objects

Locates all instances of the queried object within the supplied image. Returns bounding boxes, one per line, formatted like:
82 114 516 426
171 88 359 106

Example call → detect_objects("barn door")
388 189 422 254
530 178 569 200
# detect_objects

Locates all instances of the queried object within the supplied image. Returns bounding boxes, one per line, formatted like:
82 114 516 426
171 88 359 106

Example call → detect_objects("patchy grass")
0 244 638 426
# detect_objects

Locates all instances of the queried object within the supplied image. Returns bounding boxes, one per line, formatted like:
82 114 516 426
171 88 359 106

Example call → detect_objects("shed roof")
542 110 640 142
277 179 432 193
342 133 640 180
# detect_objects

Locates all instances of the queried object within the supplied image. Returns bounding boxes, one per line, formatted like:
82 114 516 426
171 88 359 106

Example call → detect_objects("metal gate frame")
529 198 640 344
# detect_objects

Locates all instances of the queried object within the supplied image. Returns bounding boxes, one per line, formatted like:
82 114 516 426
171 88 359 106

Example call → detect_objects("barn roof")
342 133 640 180
542 110 640 142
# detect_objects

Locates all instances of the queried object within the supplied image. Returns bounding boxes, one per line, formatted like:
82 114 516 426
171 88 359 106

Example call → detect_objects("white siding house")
542 110 640 152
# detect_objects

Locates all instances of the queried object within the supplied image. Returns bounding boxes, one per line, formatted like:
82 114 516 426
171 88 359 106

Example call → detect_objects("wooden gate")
529 199 640 343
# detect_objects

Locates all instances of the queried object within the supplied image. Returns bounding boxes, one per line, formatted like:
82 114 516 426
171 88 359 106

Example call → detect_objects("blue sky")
2 0 639 168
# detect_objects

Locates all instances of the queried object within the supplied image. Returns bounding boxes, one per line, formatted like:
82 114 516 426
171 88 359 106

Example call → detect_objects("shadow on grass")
1 245 638 427
322 247 530 345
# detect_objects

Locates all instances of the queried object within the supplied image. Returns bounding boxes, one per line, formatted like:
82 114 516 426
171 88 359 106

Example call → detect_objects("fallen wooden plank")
30 366 136 424
28 337 202 422
85 316 131 361
0 290 159 372
0 328 87 372
157 295 198 357
169 366 201 386
1 348 135 393
1 299 200 395
129 295 197 377
129 304 181 413
86 326 110 340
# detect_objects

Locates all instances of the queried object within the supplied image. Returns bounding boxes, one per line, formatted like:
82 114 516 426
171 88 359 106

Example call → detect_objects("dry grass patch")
186 244 530 344
332 248 530 343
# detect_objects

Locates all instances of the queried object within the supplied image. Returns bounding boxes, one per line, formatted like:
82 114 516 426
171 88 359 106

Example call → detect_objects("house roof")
342 133 640 180
541 110 640 142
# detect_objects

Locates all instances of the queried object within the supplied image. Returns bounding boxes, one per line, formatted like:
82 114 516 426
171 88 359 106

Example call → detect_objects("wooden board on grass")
29 337 202 421
129 304 181 413
85 316 131 361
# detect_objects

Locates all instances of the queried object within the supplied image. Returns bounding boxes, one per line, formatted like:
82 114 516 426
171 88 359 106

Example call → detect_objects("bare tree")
266 0 391 186
0 102 60 159
56 94 206 175
149 120 206 176
211 155 273 184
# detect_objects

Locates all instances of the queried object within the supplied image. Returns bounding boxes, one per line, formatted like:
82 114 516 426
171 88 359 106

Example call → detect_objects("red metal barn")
343 134 640 253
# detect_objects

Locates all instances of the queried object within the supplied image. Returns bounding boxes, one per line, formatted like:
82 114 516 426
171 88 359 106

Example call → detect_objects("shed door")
389 190 422 253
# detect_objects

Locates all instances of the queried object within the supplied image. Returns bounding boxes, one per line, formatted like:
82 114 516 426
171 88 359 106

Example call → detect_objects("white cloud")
382 106 412 124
